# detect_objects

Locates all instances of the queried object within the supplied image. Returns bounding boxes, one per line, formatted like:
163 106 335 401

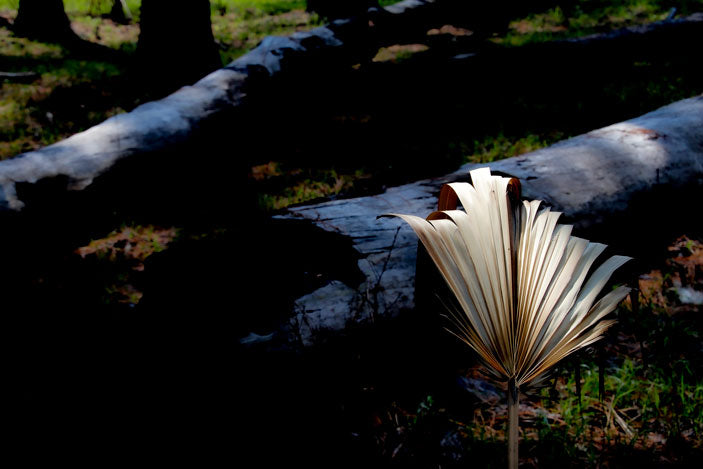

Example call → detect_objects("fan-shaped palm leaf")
383 167 631 468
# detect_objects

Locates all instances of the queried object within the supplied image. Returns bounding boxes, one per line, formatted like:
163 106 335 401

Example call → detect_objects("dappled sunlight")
498 118 680 217
76 224 179 305
0 1 702 466
372 43 428 63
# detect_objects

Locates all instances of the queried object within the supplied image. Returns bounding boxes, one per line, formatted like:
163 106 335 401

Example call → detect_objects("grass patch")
0 1 319 159
0 28 128 157
495 0 703 47
211 8 320 63
0 0 306 17
372 43 429 63
212 0 306 15
461 132 565 164
357 235 703 466
251 162 370 210
76 224 180 305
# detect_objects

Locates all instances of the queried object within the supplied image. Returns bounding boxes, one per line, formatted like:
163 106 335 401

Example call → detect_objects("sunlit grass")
211 8 320 63
76 224 180 305
252 163 369 210
0 25 125 158
461 132 565 164
529 354 703 459
494 0 703 47
0 0 321 159
213 0 305 15
0 0 305 18
372 43 429 63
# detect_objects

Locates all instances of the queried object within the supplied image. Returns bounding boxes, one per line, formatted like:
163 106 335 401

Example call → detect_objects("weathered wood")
0 0 437 211
279 95 703 346
0 71 38 82
1 6 699 214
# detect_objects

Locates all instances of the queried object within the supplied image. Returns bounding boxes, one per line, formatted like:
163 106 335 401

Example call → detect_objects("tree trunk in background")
306 0 378 19
13 0 79 42
109 0 132 24
137 0 222 96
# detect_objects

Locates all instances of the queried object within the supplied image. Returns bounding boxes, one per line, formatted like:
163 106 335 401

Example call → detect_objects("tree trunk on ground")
137 0 222 96
281 95 703 347
13 0 79 42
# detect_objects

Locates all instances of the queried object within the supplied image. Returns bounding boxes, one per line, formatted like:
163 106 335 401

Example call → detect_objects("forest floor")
2 0 703 466
353 234 703 467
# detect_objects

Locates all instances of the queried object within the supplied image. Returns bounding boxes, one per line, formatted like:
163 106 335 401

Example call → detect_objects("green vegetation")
0 0 306 17
1 2 701 463
0 27 126 157
362 236 703 466
211 6 320 63
462 132 565 164
252 162 369 210
0 1 320 159
76 224 180 305
497 0 703 46
212 0 306 15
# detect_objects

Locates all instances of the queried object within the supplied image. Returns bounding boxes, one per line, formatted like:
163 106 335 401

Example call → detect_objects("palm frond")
385 167 630 387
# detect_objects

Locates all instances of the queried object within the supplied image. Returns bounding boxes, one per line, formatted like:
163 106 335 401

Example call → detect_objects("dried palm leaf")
382 167 631 468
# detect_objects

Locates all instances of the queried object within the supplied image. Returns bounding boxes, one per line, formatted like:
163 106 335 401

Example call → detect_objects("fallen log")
0 7 700 213
278 95 703 346
0 0 445 212
0 71 39 82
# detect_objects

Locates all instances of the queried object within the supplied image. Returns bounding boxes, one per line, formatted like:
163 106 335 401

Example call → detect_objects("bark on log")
279 95 703 346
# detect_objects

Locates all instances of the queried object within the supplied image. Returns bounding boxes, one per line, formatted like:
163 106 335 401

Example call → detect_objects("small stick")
598 344 606 402
507 377 519 469
575 359 582 412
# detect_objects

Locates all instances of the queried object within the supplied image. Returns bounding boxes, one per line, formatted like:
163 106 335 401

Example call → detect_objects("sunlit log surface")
0 0 441 210
280 95 703 345
0 8 700 211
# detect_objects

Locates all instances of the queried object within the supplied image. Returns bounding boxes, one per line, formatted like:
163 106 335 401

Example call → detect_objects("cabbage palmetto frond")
383 167 631 467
